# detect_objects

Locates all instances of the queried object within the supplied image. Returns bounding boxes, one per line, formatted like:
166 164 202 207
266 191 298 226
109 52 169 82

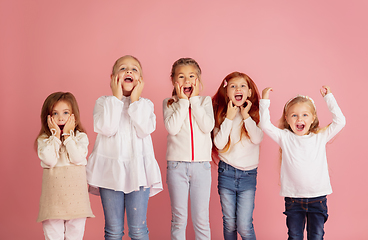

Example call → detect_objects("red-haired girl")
212 72 263 240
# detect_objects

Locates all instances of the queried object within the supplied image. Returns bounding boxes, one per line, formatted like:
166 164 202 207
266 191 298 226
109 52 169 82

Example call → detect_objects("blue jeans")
218 161 257 240
283 195 328 240
100 187 150 240
167 161 211 240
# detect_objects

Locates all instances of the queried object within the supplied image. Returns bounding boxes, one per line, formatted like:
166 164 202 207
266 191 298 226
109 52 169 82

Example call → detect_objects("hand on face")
47 115 61 139
262 87 273 99
63 114 76 136
131 77 144 102
226 100 239 120
320 85 331 97
190 78 200 98
111 74 123 100
175 82 188 100
240 100 252 119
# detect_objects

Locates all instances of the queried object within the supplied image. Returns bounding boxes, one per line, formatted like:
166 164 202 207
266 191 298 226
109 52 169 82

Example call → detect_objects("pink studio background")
1 0 367 239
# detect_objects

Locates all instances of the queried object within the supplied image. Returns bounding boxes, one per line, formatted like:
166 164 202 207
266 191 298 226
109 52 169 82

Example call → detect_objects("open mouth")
124 76 133 83
183 87 192 94
58 125 65 130
296 123 305 131
234 94 243 101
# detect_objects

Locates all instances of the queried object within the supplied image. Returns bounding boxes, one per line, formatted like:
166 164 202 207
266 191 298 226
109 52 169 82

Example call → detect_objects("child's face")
113 57 142 96
51 101 72 127
173 65 199 98
226 77 251 107
285 102 316 136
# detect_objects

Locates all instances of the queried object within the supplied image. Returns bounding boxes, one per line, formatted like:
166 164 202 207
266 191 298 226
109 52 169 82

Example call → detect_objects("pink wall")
1 0 367 239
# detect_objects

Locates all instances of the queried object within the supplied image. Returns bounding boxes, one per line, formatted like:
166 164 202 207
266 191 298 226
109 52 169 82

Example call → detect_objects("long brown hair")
212 72 260 155
34 92 85 149
167 57 202 106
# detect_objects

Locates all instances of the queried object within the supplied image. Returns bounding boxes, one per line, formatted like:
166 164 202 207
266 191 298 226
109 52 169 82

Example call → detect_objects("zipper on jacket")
189 107 194 161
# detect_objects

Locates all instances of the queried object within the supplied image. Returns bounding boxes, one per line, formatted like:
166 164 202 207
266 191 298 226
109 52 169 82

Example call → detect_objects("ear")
248 88 252 97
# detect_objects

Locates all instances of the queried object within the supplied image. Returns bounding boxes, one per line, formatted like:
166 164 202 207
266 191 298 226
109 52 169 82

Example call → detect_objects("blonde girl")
212 72 263 240
259 86 346 240
163 58 214 240
36 92 94 240
86 55 162 240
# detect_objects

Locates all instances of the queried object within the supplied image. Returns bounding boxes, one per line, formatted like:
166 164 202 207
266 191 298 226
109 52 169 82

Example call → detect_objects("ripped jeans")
100 187 150 240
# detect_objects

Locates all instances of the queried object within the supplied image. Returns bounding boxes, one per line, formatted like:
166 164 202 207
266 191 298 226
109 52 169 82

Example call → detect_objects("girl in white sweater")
36 92 94 240
163 58 214 240
259 86 346 240
212 72 263 240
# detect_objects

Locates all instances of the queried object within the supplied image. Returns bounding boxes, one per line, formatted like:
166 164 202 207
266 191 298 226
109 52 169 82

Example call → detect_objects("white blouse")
86 95 163 197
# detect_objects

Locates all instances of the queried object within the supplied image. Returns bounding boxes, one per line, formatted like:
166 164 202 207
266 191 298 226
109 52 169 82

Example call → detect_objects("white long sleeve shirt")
86 96 163 197
37 130 88 168
259 93 346 198
213 112 263 170
163 96 214 162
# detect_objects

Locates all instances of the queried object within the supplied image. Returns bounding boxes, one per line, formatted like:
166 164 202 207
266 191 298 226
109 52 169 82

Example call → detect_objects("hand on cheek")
176 82 188 100
131 77 144 102
63 115 75 137
190 78 200 98
47 115 61 139
111 75 123 100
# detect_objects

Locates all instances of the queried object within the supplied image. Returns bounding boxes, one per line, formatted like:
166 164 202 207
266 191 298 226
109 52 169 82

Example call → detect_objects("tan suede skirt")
37 165 94 222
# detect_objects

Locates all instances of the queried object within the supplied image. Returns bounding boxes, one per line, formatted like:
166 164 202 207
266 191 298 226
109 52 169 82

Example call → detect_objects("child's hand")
320 85 331 97
226 100 238 120
110 74 123 100
262 87 273 99
240 100 252 120
190 78 200 98
63 114 76 138
175 82 188 100
47 115 61 139
131 77 144 102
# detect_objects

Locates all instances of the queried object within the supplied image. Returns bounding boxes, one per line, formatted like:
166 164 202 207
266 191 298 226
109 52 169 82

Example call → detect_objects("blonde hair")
278 95 329 165
279 95 319 133
112 55 143 76
167 58 202 106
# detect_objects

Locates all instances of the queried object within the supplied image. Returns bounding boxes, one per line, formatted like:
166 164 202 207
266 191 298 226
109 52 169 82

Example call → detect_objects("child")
259 86 346 240
86 55 162 240
163 58 214 240
212 72 263 240
36 92 94 240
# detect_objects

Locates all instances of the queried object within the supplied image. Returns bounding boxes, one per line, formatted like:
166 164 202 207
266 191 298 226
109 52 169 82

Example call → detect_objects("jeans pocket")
285 198 295 211
319 197 328 211
202 161 211 170
167 161 180 170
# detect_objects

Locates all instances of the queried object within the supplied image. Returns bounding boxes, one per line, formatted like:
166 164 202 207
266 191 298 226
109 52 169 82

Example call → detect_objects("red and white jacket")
163 96 214 162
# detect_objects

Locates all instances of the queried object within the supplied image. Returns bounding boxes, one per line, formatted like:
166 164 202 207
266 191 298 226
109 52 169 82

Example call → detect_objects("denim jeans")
167 161 211 240
218 161 257 240
99 187 150 240
283 195 328 240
